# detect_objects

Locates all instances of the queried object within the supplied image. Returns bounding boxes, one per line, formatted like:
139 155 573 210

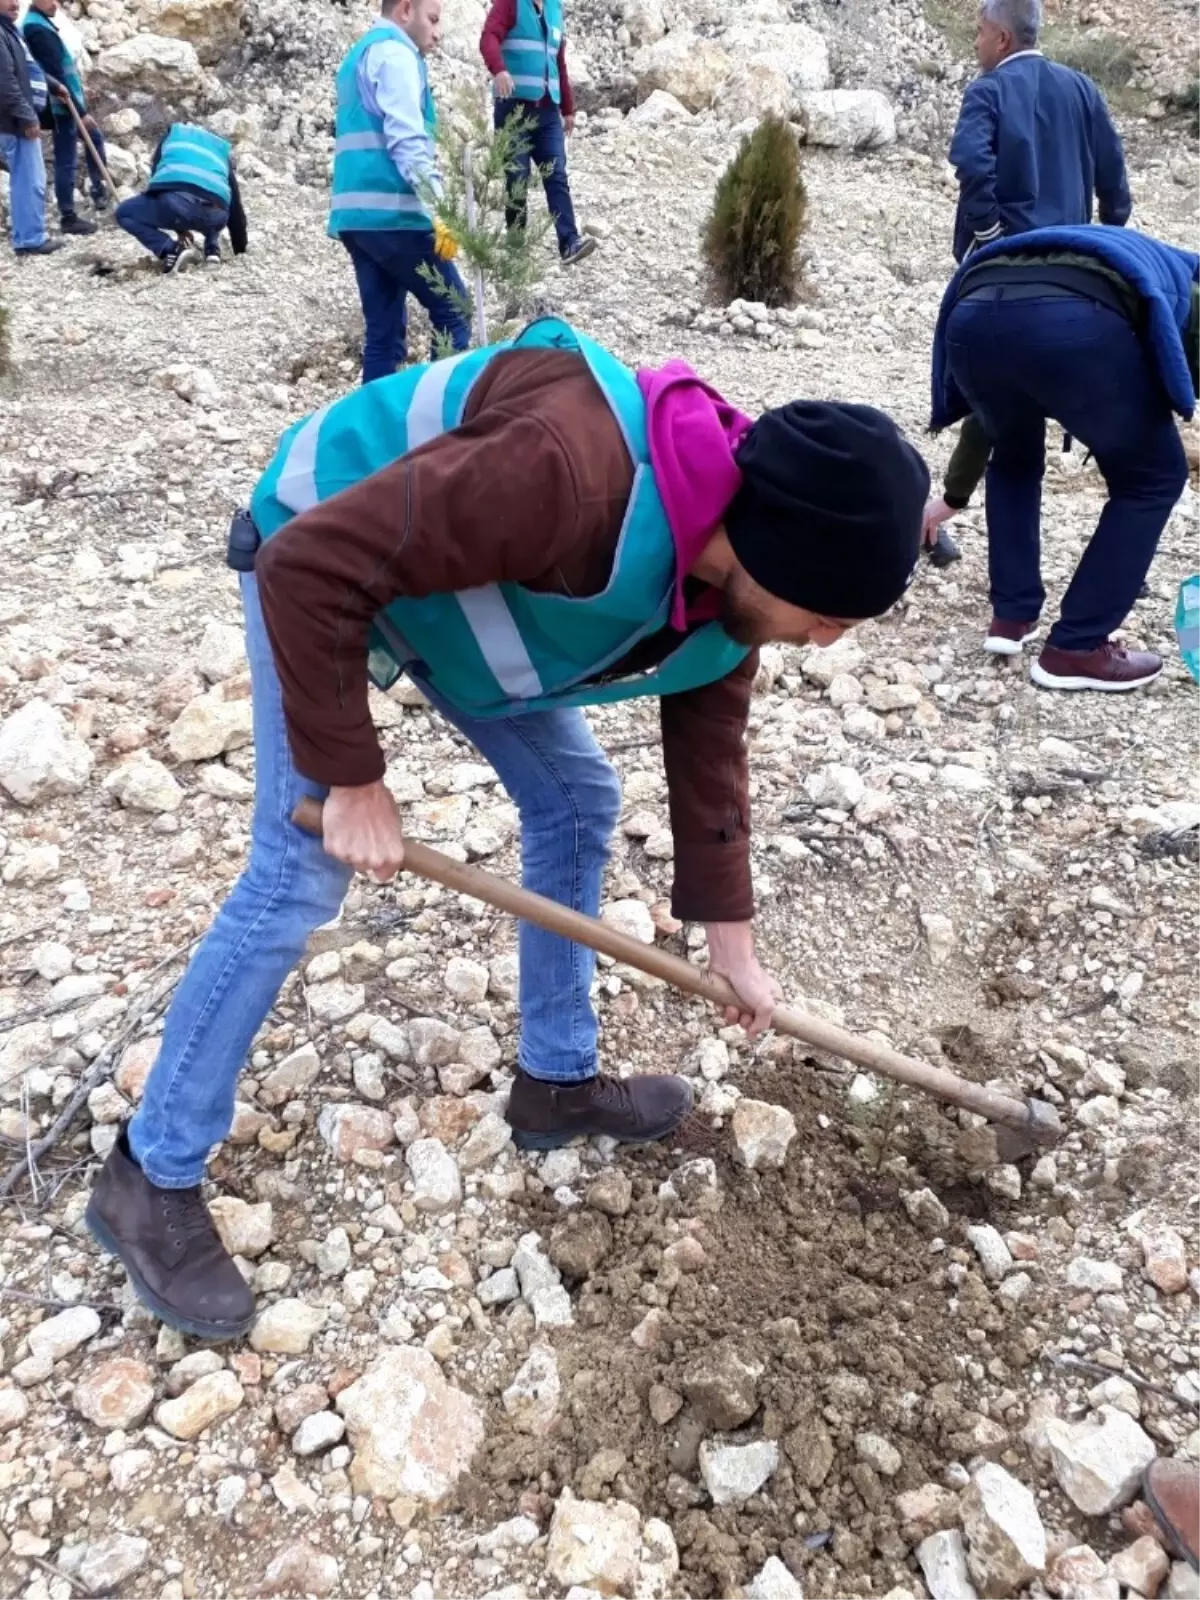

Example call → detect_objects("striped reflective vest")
251 319 749 719
148 123 233 206
328 24 435 237
22 8 83 119
500 0 563 104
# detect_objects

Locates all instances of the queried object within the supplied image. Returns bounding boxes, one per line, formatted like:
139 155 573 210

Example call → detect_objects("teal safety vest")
328 24 436 238
251 319 749 719
22 8 83 119
500 0 563 104
148 123 232 206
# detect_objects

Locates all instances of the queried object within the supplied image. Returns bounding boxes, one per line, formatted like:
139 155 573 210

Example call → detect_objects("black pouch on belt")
226 507 261 573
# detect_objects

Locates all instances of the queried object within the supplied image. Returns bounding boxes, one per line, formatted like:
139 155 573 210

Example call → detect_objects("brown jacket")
255 347 756 922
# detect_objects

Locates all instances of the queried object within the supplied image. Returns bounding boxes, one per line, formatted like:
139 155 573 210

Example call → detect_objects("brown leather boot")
506 1067 692 1150
85 1129 256 1340
1144 1459 1200 1571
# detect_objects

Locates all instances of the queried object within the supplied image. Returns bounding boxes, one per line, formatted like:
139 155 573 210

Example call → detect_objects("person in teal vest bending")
115 122 247 273
22 0 105 235
481 0 593 265
330 0 470 383
84 320 929 1340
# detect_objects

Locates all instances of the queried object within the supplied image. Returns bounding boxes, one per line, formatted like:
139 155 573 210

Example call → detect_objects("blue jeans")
129 573 621 1187
0 131 48 250
341 229 471 385
50 113 107 218
115 187 228 258
495 98 578 256
946 292 1189 651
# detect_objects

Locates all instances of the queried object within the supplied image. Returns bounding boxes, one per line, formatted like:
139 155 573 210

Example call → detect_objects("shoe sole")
1143 1470 1200 1572
984 627 1039 657
1029 661 1163 692
85 1203 255 1341
510 1121 686 1151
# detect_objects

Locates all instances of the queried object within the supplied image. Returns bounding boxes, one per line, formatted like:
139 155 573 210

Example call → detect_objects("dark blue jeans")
341 228 471 385
116 187 228 258
495 98 578 257
946 293 1189 651
50 113 107 218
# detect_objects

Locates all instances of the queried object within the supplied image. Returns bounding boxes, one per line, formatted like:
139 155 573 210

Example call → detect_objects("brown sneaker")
1144 1459 1200 1571
1031 641 1163 692
85 1129 256 1340
984 616 1040 656
506 1068 693 1150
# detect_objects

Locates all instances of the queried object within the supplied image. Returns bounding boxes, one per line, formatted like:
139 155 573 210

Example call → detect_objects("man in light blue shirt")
330 0 470 382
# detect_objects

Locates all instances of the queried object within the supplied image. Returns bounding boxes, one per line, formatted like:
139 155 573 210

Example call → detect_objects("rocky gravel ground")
0 0 1198 1595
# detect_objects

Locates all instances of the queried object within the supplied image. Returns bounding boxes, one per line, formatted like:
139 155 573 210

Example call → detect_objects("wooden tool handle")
62 96 120 203
291 796 1060 1142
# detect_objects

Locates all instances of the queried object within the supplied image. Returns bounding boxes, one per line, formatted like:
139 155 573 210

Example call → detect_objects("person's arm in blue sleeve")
1091 85 1131 225
360 38 442 202
949 80 1003 253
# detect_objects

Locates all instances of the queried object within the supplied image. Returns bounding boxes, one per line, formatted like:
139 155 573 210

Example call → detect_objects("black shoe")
15 239 65 256
506 1067 692 1150
85 1128 256 1339
92 192 110 214
561 235 597 266
161 245 199 274
927 528 962 568
61 213 97 236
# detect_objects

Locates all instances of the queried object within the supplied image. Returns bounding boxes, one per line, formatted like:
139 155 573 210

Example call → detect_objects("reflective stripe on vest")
148 124 233 206
499 0 563 103
22 10 84 114
251 321 748 719
328 24 435 237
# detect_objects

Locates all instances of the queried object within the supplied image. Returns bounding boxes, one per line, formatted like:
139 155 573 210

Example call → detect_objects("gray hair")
980 0 1043 47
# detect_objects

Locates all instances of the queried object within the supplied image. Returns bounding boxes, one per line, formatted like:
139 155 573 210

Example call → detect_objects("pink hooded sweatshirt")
637 360 754 632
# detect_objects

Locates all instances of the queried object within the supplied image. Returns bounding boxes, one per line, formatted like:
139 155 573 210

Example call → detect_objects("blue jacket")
950 53 1130 263
931 226 1200 430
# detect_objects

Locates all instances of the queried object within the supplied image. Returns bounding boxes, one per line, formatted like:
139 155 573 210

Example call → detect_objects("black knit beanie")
724 401 930 619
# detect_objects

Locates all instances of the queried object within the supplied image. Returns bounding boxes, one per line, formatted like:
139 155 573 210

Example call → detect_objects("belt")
961 281 1089 303
957 263 1135 321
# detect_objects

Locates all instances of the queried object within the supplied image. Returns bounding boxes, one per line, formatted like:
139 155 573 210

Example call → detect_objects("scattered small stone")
1109 1536 1170 1597
586 1169 633 1216
209 1197 274 1259
546 1488 642 1593
407 1138 462 1212
966 1225 1013 1283
512 1232 574 1327
1066 1257 1123 1293
747 1556 806 1600
856 1432 903 1476
155 1370 244 1439
1046 1407 1157 1514
77 1533 150 1595
904 1187 950 1234
259 1540 339 1598
917 1529 980 1600
1139 1226 1189 1295
961 1462 1047 1595
292 1410 346 1457
699 1439 780 1505
249 1299 327 1355
317 1102 394 1161
681 1340 762 1430
502 1342 561 1436
27 1305 101 1364
73 1358 155 1431
731 1098 797 1170
336 1348 484 1501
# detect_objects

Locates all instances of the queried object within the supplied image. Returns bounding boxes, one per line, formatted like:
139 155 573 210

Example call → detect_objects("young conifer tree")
703 113 808 308
418 88 554 349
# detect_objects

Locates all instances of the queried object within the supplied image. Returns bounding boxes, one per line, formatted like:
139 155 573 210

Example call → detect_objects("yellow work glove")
433 218 459 261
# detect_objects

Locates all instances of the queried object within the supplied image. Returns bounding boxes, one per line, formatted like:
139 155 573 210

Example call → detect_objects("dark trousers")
341 228 470 385
945 292 1189 652
116 187 228 257
49 113 107 218
494 98 578 257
